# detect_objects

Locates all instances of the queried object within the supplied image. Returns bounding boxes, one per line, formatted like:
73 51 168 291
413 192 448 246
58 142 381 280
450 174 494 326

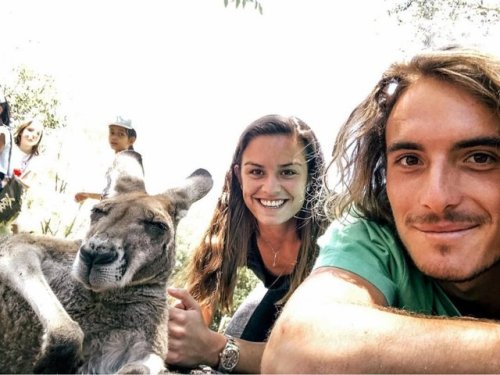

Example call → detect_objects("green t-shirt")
314 219 460 317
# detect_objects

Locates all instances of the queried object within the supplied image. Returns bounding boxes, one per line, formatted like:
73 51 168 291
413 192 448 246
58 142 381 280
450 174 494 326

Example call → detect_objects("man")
261 47 500 373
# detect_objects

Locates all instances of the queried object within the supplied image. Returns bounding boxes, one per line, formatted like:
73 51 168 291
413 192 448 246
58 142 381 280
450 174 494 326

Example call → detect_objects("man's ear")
233 164 241 185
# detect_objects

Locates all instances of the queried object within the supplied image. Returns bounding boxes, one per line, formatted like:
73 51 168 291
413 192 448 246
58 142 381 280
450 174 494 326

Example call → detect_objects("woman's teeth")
259 199 285 208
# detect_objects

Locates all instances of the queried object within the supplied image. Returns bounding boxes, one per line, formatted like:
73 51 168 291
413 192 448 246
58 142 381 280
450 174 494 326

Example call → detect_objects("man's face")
385 77 500 283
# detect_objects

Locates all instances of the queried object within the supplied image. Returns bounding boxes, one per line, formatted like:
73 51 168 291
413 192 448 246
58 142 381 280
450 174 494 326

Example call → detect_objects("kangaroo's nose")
79 237 118 265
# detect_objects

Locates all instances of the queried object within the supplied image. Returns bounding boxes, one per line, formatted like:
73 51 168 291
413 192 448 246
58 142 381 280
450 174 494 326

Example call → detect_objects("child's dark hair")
127 128 137 150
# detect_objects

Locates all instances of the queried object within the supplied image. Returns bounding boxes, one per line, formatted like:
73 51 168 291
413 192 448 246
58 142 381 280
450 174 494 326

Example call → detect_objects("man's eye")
465 153 495 164
398 155 420 166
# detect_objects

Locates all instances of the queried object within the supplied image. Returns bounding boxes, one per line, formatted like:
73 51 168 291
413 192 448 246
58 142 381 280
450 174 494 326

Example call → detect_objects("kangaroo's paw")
33 321 84 374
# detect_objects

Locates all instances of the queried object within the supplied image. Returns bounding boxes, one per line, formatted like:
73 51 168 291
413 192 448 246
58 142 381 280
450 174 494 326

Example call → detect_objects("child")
74 116 138 203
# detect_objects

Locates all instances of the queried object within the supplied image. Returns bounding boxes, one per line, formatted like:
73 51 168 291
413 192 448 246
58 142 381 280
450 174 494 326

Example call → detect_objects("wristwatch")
217 334 240 373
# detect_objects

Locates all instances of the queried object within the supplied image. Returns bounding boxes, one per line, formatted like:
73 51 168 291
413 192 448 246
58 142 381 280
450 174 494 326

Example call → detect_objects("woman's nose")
261 175 281 194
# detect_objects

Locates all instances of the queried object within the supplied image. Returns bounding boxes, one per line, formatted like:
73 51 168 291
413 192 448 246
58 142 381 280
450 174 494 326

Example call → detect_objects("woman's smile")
257 198 286 208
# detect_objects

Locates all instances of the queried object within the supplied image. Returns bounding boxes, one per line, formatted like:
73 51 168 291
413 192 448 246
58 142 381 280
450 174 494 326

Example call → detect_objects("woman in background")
1 117 44 234
11 118 44 188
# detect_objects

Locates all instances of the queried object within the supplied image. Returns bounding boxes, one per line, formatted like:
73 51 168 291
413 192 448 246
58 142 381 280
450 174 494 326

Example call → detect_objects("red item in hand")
13 168 22 177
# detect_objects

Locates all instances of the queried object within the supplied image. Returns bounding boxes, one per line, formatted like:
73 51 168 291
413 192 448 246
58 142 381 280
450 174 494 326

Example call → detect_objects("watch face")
221 345 239 371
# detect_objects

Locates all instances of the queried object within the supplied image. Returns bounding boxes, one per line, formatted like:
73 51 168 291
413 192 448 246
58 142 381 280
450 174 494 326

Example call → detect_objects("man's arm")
262 267 500 373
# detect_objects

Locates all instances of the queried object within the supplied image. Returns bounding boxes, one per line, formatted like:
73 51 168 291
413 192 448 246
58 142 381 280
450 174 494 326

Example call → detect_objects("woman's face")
19 121 43 153
109 125 134 152
235 134 308 228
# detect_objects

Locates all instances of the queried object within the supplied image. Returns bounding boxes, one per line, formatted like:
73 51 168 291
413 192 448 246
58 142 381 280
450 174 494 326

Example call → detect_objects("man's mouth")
414 223 480 241
413 222 480 234
258 199 285 208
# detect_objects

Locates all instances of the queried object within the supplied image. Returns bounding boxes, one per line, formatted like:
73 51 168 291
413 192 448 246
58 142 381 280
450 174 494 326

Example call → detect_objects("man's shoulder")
316 217 405 271
321 217 397 245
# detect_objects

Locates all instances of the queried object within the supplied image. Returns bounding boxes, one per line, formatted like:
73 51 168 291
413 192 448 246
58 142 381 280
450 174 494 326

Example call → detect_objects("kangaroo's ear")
162 168 213 222
102 150 146 198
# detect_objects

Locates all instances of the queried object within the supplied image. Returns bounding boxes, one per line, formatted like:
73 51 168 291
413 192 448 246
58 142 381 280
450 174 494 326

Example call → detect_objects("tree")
224 0 263 14
385 0 500 48
2 65 66 130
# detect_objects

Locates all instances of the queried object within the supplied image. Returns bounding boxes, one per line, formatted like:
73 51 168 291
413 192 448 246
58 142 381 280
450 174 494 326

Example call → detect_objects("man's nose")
419 163 462 212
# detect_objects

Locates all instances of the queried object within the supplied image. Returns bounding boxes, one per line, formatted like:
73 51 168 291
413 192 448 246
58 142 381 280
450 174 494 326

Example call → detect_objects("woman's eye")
281 169 297 176
249 169 264 176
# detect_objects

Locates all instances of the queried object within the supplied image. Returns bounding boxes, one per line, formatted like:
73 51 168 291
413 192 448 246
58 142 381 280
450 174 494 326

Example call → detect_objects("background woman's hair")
183 114 329 315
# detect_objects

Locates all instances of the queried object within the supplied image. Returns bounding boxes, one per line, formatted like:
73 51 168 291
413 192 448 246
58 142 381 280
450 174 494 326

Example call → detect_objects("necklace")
260 236 281 267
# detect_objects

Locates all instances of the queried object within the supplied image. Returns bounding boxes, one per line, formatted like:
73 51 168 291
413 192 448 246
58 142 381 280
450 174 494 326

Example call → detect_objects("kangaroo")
0 150 213 374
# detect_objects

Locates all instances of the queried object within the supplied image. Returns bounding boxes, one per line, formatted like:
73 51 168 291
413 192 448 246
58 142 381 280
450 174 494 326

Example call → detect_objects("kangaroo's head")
71 150 213 292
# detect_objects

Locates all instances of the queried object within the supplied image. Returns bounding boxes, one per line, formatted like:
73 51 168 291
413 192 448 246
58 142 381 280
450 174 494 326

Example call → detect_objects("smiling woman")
165 114 329 373
1 118 45 234
11 118 44 185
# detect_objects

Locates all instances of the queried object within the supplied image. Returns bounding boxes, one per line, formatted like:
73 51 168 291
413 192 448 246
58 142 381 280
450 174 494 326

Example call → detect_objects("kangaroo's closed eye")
90 207 107 221
144 220 169 236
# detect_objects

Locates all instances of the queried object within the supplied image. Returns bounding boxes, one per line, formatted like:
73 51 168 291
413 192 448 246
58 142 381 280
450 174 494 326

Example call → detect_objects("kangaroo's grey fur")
0 150 213 374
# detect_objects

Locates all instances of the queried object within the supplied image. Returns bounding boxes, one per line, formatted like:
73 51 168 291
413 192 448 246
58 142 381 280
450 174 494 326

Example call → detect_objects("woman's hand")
166 288 227 369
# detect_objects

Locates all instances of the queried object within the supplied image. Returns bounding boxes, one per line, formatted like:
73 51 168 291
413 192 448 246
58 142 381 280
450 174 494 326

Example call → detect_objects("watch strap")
217 334 240 373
